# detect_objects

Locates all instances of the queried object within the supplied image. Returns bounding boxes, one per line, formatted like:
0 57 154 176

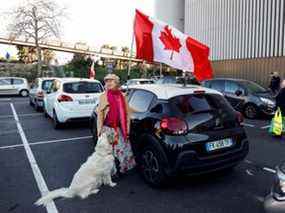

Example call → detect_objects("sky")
0 0 154 63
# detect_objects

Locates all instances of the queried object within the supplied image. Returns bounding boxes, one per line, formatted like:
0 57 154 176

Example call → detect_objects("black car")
90 84 249 187
264 162 285 213
202 78 276 119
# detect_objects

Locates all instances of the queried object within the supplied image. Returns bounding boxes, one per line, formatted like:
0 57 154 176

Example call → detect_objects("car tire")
244 104 259 119
139 145 168 188
29 97 34 106
90 118 98 145
34 100 41 112
20 89 29 97
53 110 62 129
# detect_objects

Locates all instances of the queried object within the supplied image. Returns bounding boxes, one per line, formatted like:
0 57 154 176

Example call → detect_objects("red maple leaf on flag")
159 25 182 60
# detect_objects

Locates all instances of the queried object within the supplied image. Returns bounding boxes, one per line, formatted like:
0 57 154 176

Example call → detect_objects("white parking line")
0 98 11 101
241 123 255 127
244 159 276 174
10 103 59 213
0 113 42 119
263 167 276 174
0 136 92 150
261 125 270 129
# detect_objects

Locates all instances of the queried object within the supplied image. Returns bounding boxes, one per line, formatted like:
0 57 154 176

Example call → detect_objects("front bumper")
260 104 275 115
169 139 249 175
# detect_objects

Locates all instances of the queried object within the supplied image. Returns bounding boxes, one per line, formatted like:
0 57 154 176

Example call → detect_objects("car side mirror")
235 90 242 96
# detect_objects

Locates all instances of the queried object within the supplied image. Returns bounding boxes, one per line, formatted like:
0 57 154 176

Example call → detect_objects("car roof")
56 78 101 84
37 77 60 81
128 78 153 81
206 78 249 82
0 77 26 80
127 84 222 100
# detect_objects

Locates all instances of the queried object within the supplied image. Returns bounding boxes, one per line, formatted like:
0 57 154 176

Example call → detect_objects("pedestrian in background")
276 80 285 115
269 72 281 95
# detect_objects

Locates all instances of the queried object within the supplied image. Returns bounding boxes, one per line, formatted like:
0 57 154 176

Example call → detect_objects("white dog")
35 133 116 207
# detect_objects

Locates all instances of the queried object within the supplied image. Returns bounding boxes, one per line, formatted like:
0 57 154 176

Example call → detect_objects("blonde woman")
96 74 136 174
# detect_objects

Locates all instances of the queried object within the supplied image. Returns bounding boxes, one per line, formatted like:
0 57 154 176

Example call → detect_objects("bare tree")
7 0 66 76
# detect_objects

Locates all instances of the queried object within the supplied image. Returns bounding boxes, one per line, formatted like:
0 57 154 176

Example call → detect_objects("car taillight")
160 117 188 135
236 111 244 124
36 91 44 98
57 94 73 102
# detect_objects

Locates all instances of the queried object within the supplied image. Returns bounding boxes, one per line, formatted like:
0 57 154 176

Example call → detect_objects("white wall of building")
184 0 285 61
154 0 185 32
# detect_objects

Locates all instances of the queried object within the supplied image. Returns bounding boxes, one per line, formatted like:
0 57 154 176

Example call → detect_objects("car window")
225 81 239 94
0 79 10 86
51 80 60 93
63 82 103 94
128 90 155 112
12 79 24 85
42 80 54 91
171 94 235 116
210 80 225 92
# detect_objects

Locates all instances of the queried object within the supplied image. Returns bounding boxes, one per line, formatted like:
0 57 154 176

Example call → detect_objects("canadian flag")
89 60 96 79
134 10 213 81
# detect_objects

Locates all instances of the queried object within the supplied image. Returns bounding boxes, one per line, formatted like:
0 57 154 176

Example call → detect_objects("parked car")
121 78 154 90
202 78 275 119
29 78 58 111
0 77 29 97
90 84 249 187
155 75 201 85
264 162 285 213
44 78 104 129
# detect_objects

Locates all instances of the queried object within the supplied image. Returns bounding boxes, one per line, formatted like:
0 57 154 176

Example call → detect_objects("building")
156 0 285 86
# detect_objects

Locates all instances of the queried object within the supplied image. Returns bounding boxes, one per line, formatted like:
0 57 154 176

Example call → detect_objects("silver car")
29 78 58 111
0 77 29 96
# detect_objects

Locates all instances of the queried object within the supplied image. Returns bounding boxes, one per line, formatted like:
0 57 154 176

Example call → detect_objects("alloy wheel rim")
142 150 159 182
246 106 256 118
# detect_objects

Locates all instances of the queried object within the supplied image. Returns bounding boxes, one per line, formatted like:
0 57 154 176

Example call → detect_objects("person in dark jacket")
269 72 281 95
276 80 285 115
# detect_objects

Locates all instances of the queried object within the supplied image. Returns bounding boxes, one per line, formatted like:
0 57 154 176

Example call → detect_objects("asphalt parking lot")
0 96 285 213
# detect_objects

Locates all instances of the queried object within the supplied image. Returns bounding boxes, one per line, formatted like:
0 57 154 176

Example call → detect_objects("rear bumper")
56 106 93 123
169 139 249 175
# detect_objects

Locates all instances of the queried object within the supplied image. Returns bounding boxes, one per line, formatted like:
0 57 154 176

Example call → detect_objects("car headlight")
260 97 275 106
273 166 285 200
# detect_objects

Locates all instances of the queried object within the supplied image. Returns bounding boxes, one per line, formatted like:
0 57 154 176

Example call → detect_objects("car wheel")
29 97 34 106
34 100 41 112
91 118 98 144
43 104 48 118
20 89 29 97
53 110 62 129
244 104 259 119
139 145 168 187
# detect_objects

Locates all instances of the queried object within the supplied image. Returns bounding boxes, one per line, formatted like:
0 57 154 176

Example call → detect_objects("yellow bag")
269 108 283 136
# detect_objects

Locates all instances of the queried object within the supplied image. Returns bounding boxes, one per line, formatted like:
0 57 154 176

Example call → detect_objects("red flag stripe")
134 10 154 62
186 37 213 81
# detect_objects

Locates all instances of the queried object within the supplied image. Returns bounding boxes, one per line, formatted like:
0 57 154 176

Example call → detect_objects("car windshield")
139 80 154 84
241 81 267 93
63 82 103 94
42 80 54 91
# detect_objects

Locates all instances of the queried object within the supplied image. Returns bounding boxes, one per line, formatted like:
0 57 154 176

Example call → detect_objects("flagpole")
127 31 135 80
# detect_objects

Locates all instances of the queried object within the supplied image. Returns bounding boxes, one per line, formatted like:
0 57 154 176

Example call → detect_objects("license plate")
206 138 233 152
78 99 97 105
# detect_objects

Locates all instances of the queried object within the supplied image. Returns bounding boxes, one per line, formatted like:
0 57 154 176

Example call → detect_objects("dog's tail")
35 188 74 206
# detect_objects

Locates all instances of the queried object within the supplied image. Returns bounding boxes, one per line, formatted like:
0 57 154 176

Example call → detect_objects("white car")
0 77 29 96
29 77 59 111
121 78 154 91
44 78 104 129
